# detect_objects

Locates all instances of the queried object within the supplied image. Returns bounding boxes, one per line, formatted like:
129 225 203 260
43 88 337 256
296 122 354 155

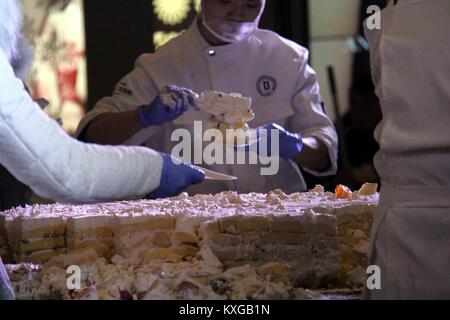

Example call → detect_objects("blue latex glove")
237 123 303 159
149 153 205 199
138 85 198 127
260 123 303 159
0 259 15 300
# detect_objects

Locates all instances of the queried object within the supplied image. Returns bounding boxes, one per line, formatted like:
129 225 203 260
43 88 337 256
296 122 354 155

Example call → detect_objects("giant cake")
1 184 378 300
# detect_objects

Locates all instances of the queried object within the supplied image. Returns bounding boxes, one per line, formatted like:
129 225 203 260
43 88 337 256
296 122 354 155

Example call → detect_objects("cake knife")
193 165 237 181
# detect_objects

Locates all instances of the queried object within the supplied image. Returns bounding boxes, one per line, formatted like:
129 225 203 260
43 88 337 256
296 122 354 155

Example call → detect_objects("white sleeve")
289 60 338 177
75 54 159 140
0 50 163 204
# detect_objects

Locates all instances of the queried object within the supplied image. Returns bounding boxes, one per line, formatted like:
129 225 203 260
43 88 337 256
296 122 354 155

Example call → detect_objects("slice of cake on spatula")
195 91 256 146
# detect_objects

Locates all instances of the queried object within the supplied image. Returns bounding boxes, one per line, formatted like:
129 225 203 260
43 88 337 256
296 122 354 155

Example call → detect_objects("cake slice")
197 90 255 145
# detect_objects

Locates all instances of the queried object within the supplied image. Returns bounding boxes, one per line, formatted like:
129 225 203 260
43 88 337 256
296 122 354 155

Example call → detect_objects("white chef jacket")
0 49 163 204
364 0 450 299
76 19 338 194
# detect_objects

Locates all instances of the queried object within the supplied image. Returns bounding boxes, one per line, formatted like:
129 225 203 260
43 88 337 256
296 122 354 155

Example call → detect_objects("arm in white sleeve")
0 50 163 204
290 60 338 176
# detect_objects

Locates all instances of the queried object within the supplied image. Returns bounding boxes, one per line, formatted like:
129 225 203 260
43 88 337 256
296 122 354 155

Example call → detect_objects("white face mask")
201 10 259 44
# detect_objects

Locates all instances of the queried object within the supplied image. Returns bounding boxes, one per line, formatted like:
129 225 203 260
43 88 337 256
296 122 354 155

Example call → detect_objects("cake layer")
45 247 101 268
17 248 67 265
18 236 65 254
66 237 115 250
15 217 65 239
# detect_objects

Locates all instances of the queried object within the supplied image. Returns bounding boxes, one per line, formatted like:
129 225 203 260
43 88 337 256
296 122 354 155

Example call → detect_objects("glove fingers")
170 94 183 115
184 92 197 110
173 90 192 115
165 85 198 112
165 84 180 94
189 167 205 184
152 154 205 199
179 93 190 113
180 164 204 184
164 85 183 114
179 88 198 108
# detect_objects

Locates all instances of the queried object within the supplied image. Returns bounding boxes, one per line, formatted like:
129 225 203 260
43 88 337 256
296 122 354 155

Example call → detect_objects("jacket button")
207 49 216 56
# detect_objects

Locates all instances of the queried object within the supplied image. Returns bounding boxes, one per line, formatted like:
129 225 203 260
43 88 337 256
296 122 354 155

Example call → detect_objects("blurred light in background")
22 0 87 135
153 0 191 25
152 0 199 48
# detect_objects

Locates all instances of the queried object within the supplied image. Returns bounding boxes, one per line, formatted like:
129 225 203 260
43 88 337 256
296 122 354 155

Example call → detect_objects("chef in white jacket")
364 0 450 299
76 0 338 194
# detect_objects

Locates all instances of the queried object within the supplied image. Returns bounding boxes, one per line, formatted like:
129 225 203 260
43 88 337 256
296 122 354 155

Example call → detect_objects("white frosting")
198 91 254 125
